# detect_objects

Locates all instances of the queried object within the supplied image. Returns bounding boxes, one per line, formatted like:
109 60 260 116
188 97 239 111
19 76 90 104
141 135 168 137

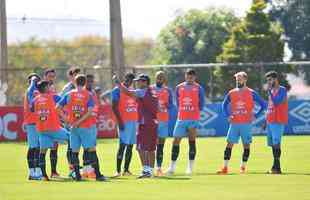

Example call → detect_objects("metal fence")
1 61 310 105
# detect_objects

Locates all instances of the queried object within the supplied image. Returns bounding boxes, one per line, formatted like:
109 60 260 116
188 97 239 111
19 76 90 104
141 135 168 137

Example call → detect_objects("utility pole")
0 0 8 83
109 0 125 80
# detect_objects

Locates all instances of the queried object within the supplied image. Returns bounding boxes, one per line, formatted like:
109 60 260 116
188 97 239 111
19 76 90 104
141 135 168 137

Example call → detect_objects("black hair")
186 68 196 75
67 67 81 77
125 73 135 80
86 74 95 79
37 80 49 93
75 74 87 86
44 68 56 76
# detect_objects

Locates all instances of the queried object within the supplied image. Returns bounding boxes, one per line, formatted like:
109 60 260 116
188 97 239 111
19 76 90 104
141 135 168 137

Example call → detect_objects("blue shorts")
119 121 137 145
227 123 252 144
70 125 97 151
157 121 169 138
267 123 285 146
38 128 69 149
25 124 40 148
173 120 200 138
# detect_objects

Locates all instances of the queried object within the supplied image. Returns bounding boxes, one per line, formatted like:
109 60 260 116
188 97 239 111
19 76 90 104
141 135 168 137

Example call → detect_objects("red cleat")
217 167 228 175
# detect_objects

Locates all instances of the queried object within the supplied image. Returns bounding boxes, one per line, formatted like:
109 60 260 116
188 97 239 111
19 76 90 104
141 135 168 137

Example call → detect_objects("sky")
6 0 252 38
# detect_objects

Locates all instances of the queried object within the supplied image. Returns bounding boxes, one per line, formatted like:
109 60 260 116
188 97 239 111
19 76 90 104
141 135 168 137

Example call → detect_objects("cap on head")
94 86 102 93
134 74 150 84
234 71 248 79
265 71 278 79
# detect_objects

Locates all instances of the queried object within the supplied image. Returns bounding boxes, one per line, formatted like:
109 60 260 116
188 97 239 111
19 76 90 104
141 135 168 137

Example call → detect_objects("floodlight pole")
109 0 125 80
0 0 8 82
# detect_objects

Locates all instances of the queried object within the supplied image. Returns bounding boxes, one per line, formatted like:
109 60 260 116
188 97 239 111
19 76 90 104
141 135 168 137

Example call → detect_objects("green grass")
0 136 310 200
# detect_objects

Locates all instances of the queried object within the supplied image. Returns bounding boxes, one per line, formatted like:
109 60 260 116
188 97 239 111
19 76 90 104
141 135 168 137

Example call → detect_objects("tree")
216 0 290 97
149 7 239 90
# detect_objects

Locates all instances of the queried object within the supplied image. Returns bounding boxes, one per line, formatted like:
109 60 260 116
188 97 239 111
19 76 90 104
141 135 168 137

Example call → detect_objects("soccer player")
166 69 205 175
24 73 41 180
57 74 107 181
113 74 158 178
151 71 174 176
111 73 138 177
30 80 69 181
43 68 60 178
217 71 266 174
60 67 81 96
265 71 288 174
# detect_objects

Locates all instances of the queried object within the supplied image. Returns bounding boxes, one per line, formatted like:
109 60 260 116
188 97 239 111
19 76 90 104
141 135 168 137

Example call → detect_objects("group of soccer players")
24 67 288 181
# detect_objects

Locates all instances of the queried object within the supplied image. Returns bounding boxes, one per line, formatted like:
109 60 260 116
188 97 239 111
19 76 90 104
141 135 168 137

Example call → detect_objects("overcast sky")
7 0 252 38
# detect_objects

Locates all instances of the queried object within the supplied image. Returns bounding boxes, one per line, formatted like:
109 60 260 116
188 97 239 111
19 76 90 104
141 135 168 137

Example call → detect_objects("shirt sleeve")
57 94 69 107
167 88 174 109
134 89 146 98
53 95 62 104
30 98 35 112
175 86 179 109
199 86 205 111
222 93 231 118
111 87 120 102
252 91 267 118
87 94 95 108
268 87 287 105
27 79 37 103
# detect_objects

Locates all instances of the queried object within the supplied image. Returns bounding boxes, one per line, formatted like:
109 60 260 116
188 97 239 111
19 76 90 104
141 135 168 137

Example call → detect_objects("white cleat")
165 168 175 176
185 168 193 175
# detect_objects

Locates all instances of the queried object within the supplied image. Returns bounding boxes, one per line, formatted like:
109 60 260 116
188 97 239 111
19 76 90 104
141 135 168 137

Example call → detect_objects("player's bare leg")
156 138 165 176
240 144 250 174
166 138 182 175
186 128 197 175
217 143 234 174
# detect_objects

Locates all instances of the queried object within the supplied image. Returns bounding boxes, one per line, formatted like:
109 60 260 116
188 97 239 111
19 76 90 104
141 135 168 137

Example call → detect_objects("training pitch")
0 136 309 200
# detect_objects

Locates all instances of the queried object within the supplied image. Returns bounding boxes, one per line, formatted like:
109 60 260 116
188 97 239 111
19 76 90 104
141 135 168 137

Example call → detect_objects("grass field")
0 136 309 200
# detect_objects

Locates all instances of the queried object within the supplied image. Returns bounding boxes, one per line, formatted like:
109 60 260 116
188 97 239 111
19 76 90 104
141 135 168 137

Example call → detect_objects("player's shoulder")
279 86 287 92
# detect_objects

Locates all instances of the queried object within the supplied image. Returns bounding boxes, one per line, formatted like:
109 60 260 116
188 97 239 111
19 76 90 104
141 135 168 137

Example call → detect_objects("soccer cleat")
122 171 133 176
217 167 228 175
165 167 175 176
96 175 108 182
28 175 42 181
137 171 152 179
87 171 97 179
51 172 61 179
267 168 282 174
240 166 246 174
41 176 50 181
81 171 88 179
156 169 164 177
112 172 122 178
185 167 193 175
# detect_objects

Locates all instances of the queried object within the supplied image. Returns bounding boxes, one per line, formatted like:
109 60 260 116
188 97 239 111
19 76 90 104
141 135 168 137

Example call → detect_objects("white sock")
143 165 148 172
30 168 35 176
35 168 42 176
149 167 153 175
224 160 229 168
170 161 177 171
188 160 195 170
241 161 247 168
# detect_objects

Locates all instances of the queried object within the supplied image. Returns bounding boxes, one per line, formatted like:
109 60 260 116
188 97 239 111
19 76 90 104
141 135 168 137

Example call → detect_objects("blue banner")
169 100 310 137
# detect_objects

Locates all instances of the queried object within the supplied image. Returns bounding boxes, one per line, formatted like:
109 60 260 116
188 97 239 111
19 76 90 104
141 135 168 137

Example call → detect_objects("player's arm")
198 86 206 111
55 95 69 123
222 93 231 118
252 91 267 118
111 88 124 130
175 86 179 110
27 77 38 103
71 95 94 128
167 88 174 109
268 87 287 105
112 75 139 98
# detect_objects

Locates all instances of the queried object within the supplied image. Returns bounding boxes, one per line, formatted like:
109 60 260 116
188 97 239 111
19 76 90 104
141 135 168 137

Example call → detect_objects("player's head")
74 74 87 88
265 71 279 88
86 74 95 90
94 86 102 97
37 80 50 94
124 73 135 87
234 71 248 88
44 68 56 83
155 71 166 87
185 69 196 84
27 73 41 85
134 74 150 89
67 67 81 81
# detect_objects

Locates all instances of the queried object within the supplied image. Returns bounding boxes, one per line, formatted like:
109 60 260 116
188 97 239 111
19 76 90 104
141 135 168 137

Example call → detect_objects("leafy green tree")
216 0 290 97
